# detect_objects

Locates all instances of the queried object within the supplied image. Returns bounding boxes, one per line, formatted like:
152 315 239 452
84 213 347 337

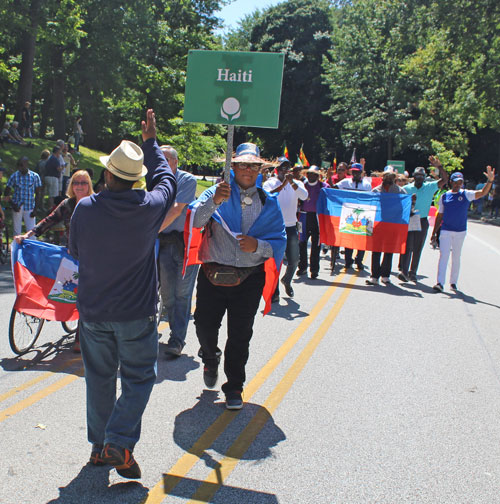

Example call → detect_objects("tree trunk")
80 79 98 148
15 0 42 119
52 46 66 139
387 136 393 160
38 81 53 139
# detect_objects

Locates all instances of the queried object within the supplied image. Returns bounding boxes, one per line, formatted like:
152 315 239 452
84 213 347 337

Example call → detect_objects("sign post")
184 50 285 182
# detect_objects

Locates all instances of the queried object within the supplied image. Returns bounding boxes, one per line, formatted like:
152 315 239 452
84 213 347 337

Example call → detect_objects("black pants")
344 248 365 267
298 212 320 274
371 252 393 279
194 267 265 395
401 218 429 276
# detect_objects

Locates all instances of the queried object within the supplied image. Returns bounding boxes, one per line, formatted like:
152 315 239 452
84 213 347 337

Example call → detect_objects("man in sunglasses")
187 143 286 410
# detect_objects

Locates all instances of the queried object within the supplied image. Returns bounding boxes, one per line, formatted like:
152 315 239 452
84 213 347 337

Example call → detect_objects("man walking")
69 110 176 479
188 143 286 410
431 167 494 292
4 157 42 236
297 166 328 278
158 145 198 356
400 156 448 281
263 156 307 302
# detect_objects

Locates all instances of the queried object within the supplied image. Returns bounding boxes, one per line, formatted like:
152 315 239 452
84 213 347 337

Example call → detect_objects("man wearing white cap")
431 167 495 292
69 110 177 479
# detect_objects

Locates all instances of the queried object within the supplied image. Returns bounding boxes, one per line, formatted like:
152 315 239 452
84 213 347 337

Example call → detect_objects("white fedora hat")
100 140 148 181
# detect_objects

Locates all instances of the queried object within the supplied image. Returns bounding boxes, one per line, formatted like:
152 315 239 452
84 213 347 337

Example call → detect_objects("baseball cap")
277 156 291 166
413 167 426 176
383 165 396 174
450 172 464 182
351 163 363 171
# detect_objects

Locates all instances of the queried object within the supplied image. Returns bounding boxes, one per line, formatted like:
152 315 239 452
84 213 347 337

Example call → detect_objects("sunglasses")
73 181 89 186
235 163 260 172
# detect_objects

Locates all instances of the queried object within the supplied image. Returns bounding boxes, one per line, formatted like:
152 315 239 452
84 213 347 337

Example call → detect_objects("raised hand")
141 109 156 142
484 165 496 182
428 155 442 167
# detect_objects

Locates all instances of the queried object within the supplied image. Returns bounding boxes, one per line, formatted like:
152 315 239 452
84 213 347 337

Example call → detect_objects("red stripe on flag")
318 215 408 254
13 262 79 321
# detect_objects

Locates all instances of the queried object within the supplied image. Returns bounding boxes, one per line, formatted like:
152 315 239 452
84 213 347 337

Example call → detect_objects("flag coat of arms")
11 240 79 321
317 188 412 253
183 172 286 315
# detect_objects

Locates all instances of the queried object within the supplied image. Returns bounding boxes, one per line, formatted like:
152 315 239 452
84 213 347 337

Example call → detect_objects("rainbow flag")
11 240 79 321
317 188 411 253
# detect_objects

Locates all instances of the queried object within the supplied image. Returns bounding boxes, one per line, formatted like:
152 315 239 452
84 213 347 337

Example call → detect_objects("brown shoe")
101 443 141 479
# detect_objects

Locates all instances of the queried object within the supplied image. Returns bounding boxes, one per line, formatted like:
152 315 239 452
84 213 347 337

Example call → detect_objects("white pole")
224 125 235 183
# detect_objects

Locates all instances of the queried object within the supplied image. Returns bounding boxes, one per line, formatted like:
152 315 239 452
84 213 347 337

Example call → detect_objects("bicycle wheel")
9 308 45 355
61 320 78 334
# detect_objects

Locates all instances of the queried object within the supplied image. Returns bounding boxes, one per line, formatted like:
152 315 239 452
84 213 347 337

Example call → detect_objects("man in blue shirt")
4 156 42 236
431 167 494 292
69 110 176 479
400 156 448 281
157 145 198 356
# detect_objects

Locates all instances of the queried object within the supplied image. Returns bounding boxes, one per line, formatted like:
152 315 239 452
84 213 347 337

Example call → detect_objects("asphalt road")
1 220 500 504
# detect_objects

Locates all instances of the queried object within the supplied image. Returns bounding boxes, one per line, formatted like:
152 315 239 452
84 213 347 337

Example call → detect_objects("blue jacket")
69 138 176 321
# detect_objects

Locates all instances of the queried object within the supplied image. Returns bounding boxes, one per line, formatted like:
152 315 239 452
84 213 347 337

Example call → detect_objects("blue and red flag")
183 172 286 315
317 188 411 253
11 240 79 321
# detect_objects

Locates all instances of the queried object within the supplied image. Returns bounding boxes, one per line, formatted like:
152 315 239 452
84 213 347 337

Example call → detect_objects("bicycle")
0 217 9 264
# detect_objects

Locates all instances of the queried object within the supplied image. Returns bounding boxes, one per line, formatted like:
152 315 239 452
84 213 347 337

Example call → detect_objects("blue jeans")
159 237 199 346
80 317 158 451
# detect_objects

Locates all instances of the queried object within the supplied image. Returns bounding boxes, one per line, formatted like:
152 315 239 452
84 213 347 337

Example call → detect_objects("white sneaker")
433 282 443 292
381 277 391 284
366 277 379 285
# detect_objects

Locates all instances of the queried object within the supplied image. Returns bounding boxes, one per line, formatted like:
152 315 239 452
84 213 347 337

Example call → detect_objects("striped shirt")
6 170 42 211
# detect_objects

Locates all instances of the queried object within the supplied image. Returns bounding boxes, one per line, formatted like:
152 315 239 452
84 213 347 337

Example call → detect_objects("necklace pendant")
243 196 253 206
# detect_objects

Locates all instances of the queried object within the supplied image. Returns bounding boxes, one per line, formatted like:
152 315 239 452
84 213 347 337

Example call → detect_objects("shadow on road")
0 334 81 375
163 390 284 502
155 349 200 383
0 263 14 294
47 463 148 504
443 289 500 310
265 297 309 319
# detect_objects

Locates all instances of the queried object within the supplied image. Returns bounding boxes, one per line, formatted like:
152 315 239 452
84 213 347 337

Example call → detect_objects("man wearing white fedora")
69 109 176 479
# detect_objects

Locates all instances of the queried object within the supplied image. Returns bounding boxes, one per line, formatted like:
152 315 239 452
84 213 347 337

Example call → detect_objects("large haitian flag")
11 240 79 321
317 188 412 253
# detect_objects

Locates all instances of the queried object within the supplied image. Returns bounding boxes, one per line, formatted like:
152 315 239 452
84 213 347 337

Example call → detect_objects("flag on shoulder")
317 188 412 253
11 240 79 321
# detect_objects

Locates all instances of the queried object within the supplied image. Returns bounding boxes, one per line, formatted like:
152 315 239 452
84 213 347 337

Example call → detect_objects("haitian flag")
11 240 79 321
317 188 412 253
183 172 286 315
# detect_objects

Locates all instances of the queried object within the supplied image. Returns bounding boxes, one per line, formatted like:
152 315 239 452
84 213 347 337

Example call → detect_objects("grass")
196 178 215 197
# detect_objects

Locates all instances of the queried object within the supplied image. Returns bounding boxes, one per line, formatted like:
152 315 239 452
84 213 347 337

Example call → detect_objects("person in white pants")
430 167 495 292
4 156 42 236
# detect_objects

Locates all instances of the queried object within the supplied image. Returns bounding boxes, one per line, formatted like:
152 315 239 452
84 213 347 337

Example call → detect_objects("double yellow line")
144 272 358 503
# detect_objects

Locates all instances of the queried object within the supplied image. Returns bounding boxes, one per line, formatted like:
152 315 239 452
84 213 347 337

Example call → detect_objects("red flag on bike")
11 240 79 321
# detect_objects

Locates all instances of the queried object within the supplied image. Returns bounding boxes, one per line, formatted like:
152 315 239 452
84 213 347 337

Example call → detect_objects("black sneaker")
344 262 353 270
296 268 306 276
89 443 105 466
310 272 318 279
203 366 218 388
164 339 183 357
450 284 458 291
409 272 417 282
280 278 294 297
101 443 141 479
271 293 279 304
433 283 443 292
355 261 364 271
225 391 243 410
397 272 409 282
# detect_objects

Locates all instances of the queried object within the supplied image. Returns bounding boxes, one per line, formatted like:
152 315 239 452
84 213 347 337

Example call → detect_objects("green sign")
184 50 285 128
321 161 331 169
387 160 405 174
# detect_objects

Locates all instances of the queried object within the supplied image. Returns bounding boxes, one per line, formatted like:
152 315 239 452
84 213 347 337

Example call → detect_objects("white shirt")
263 176 308 227
337 177 372 191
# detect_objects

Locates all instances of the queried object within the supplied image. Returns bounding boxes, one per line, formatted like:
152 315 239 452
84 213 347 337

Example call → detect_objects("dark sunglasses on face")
73 181 89 186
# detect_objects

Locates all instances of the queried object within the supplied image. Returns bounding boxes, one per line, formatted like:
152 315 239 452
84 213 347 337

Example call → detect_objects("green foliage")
430 140 463 173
